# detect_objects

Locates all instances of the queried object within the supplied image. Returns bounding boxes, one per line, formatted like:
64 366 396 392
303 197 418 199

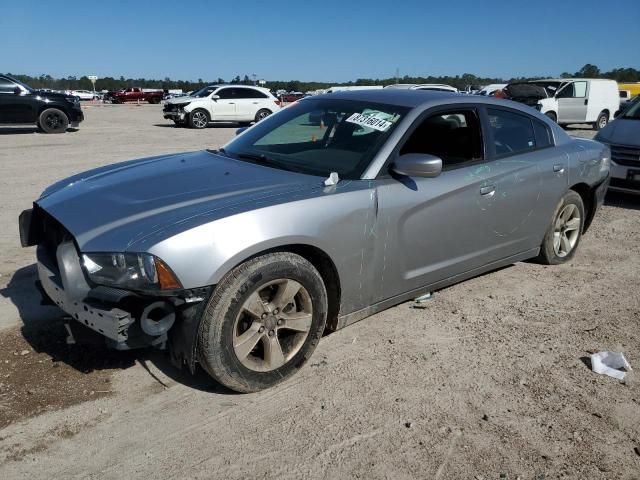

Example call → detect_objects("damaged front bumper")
21 207 211 370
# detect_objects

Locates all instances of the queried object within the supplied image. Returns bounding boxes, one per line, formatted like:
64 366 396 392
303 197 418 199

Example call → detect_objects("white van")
505 78 620 130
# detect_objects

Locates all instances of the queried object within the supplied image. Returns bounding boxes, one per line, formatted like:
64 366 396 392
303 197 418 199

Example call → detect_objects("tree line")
4 64 639 93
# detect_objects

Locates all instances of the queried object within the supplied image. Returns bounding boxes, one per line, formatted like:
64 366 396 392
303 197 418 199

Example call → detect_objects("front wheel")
38 108 69 134
198 252 328 393
537 190 584 265
255 109 272 122
595 111 608 130
188 109 209 129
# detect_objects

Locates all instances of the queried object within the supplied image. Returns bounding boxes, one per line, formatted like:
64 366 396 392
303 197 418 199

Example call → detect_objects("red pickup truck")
105 87 163 104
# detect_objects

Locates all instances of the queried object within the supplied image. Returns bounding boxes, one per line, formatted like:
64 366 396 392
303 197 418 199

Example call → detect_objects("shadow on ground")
0 265 235 401
605 191 640 211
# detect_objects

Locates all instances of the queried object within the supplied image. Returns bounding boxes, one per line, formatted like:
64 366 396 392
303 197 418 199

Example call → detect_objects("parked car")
0 75 84 133
595 95 640 194
618 82 640 103
20 90 610 392
384 83 458 93
505 78 620 130
69 89 100 101
104 87 163 104
280 92 305 103
476 84 508 96
163 85 280 128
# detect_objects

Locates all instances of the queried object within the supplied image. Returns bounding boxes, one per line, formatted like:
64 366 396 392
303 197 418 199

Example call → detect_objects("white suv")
163 85 281 129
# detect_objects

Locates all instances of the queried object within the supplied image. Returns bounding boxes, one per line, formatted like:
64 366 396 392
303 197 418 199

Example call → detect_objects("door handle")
584 99 588 105
229 102 235 104
553 164 565 174
480 185 495 196
252 102 258 104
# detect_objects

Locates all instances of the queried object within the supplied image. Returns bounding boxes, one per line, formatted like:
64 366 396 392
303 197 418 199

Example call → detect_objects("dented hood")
36 150 322 252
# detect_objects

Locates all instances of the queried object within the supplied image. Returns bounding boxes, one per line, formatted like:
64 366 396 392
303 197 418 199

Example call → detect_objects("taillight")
274 99 281 106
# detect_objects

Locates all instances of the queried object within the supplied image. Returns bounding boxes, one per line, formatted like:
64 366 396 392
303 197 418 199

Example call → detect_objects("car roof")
531 78 614 83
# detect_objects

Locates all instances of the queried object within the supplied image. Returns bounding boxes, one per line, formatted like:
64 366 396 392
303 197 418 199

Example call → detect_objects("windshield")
223 98 409 179
190 86 218 98
621 97 640 119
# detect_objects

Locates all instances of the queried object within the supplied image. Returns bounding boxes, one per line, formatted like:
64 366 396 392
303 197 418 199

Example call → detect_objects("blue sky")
3 0 638 82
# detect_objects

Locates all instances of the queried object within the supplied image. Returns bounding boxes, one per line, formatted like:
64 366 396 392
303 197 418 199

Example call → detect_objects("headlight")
65 96 80 105
82 252 182 291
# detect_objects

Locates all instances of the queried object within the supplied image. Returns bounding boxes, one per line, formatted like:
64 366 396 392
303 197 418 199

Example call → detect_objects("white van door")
556 81 588 123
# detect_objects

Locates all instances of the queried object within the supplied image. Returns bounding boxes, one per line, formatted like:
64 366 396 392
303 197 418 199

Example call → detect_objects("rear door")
480 106 567 252
210 88 237 119
233 87 267 120
556 81 588 123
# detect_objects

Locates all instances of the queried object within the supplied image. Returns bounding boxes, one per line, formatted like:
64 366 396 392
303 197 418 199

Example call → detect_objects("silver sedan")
20 90 610 392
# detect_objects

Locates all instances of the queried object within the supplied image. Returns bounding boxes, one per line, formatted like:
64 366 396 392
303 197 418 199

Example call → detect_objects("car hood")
166 96 199 104
36 150 323 252
595 119 640 148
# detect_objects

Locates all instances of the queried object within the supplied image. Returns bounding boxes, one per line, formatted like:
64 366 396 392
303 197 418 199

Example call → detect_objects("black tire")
198 252 328 393
255 109 272 123
545 111 557 123
537 190 585 265
38 108 69 134
149 97 161 104
188 109 210 129
595 111 608 130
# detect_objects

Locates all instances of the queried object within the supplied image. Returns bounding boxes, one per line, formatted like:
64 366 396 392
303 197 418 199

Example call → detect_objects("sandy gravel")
0 106 639 479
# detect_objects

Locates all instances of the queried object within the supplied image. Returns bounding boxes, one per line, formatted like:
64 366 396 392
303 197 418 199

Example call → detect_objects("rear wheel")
595 111 608 130
38 108 69 134
545 111 557 123
188 109 210 129
537 190 584 265
198 252 328 393
255 109 272 122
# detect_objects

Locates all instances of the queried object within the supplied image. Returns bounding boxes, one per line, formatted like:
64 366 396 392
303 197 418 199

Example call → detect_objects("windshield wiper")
233 151 296 171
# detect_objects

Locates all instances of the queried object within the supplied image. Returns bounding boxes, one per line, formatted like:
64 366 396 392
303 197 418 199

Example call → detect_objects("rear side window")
236 88 268 99
532 120 553 148
487 108 536 156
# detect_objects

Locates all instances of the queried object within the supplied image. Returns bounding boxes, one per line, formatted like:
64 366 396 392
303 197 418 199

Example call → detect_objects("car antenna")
324 171 340 186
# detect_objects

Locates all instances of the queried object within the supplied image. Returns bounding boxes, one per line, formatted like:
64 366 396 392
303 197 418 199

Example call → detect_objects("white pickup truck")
505 78 620 130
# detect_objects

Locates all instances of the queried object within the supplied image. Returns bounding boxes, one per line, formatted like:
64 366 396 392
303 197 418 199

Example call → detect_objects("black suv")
0 75 84 133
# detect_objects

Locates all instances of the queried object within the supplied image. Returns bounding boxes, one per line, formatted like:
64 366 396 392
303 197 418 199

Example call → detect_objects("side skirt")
335 247 540 330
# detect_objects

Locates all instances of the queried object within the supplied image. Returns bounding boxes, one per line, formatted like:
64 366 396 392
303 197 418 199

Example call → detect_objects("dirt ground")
0 105 639 479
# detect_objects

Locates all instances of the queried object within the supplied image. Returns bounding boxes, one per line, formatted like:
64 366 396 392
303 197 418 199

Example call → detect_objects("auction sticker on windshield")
346 112 394 132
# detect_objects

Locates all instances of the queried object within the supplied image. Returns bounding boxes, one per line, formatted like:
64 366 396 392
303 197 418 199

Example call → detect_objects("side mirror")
391 153 443 178
13 86 21 95
211 94 220 101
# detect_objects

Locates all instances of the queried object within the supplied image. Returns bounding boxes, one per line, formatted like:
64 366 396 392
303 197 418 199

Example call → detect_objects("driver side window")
216 88 233 99
399 109 483 169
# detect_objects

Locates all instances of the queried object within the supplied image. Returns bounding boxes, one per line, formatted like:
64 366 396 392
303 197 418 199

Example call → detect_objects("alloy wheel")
44 112 64 130
192 111 208 128
233 278 313 372
553 203 581 257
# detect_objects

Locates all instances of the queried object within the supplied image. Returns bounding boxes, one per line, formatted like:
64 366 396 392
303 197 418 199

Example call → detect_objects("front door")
556 81 588 123
0 79 34 124
374 108 504 300
211 88 237 119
